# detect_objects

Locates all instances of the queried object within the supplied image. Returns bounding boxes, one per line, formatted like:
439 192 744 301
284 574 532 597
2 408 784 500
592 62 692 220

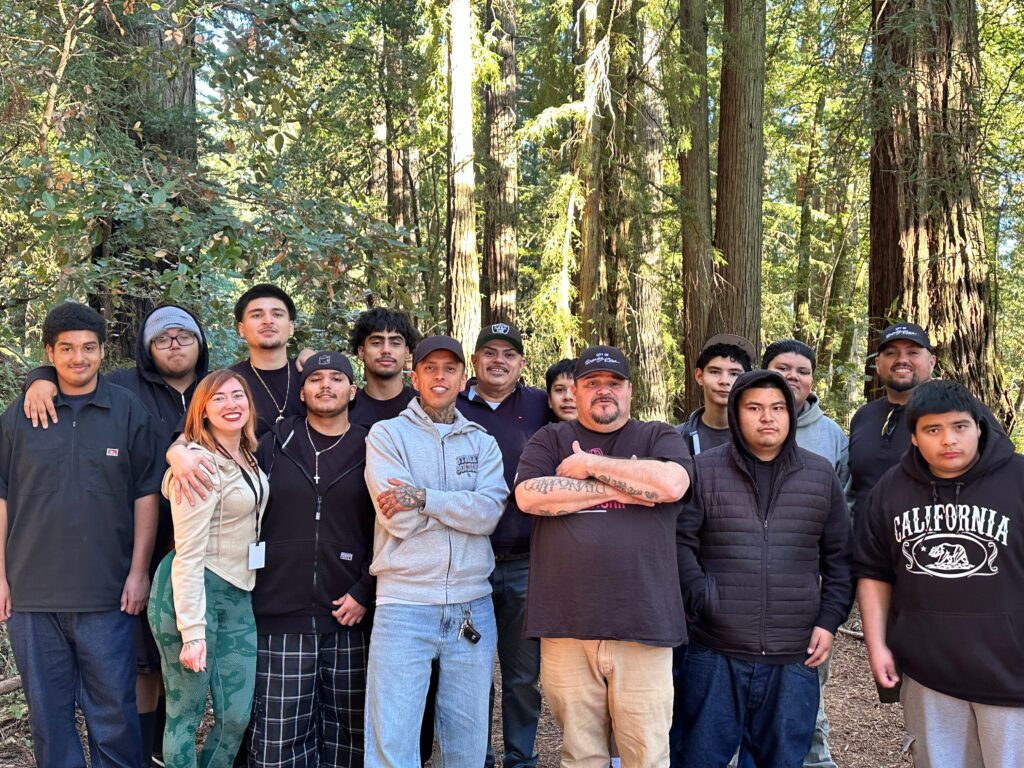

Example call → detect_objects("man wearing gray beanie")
20 303 210 767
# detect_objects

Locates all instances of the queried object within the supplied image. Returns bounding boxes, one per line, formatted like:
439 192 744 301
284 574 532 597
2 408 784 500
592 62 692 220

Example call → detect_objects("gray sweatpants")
901 675 1024 768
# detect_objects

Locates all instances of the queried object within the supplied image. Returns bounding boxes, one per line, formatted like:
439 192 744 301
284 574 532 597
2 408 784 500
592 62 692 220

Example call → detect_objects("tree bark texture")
482 0 519 325
678 0 716 415
446 0 482 355
628 7 669 421
868 0 1010 424
714 0 766 350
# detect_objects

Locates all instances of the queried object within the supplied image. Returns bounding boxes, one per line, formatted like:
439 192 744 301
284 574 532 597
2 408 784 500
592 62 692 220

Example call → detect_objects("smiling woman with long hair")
147 369 269 767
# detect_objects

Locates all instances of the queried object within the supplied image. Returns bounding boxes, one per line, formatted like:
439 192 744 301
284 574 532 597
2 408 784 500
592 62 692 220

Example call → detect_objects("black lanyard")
216 443 264 539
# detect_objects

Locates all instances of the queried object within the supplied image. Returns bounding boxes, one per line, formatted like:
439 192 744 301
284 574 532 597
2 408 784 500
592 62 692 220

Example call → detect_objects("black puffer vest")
689 370 844 659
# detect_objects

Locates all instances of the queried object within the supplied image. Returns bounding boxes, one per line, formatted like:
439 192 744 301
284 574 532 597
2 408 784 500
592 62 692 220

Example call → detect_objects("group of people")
0 285 1020 768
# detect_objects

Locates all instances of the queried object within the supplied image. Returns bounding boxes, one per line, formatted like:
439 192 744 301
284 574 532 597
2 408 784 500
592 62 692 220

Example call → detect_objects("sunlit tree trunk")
446 0 482 353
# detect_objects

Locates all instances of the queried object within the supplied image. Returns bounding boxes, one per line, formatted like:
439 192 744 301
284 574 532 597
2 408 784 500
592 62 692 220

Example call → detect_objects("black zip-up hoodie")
854 413 1024 706
253 416 376 635
677 370 854 662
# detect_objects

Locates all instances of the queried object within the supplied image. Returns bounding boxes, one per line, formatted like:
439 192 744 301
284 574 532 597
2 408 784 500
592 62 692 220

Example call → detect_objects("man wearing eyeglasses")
847 323 936 520
20 304 210 767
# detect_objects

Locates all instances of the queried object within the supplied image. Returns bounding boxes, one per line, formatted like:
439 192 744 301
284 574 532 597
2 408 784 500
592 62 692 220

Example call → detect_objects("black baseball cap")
701 333 757 366
574 345 631 381
475 322 524 355
878 322 932 351
413 335 466 367
300 351 355 386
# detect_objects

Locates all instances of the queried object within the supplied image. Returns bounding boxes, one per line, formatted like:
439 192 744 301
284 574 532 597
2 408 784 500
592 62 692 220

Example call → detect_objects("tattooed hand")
555 440 597 479
378 477 427 518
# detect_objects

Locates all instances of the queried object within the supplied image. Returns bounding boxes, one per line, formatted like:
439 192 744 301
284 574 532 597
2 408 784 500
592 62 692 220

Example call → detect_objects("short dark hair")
906 380 986 433
695 343 752 373
42 302 106 347
762 339 816 372
545 358 576 392
233 284 297 323
349 308 419 354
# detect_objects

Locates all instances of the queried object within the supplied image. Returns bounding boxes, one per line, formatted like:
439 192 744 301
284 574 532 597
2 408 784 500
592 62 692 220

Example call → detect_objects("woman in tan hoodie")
148 369 269 768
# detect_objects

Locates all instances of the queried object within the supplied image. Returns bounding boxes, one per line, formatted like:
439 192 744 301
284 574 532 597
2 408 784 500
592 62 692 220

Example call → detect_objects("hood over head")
727 369 799 462
901 402 1015 485
135 303 210 385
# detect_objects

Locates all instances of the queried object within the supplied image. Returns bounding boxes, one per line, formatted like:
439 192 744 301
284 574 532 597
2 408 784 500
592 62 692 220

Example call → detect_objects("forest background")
2 0 1024 429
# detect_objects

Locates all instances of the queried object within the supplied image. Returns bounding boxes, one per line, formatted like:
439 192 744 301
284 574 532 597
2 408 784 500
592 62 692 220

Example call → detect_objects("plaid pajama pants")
246 630 369 767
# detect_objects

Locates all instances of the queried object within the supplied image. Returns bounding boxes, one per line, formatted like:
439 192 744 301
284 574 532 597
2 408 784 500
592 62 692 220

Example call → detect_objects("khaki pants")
902 675 1024 768
540 637 672 768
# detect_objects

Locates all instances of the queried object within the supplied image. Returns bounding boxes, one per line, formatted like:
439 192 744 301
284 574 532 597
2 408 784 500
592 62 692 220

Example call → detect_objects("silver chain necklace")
305 419 348 483
249 361 291 423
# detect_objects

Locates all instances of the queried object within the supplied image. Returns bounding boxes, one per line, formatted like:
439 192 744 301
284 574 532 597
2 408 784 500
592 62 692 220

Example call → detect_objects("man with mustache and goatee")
246 352 376 767
515 345 692 768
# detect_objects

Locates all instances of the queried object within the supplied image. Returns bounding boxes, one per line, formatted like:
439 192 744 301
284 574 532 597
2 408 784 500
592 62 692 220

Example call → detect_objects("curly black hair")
348 308 419 354
42 302 106 347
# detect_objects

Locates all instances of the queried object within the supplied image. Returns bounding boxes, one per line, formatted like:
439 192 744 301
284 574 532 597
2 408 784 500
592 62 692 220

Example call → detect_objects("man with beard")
19 304 210 767
348 308 418 428
247 351 376 767
847 323 936 519
515 345 692 768
457 323 552 768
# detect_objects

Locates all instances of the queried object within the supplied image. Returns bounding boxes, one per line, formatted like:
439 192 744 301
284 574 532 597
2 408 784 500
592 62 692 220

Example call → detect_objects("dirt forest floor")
0 631 911 767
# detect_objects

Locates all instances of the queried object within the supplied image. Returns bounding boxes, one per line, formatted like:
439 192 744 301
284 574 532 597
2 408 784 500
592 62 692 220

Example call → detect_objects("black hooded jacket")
854 413 1024 706
253 416 376 635
677 370 854 662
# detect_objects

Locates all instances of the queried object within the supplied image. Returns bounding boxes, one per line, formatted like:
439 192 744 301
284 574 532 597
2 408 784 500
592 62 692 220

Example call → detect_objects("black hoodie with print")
677 370 854 662
854 411 1024 706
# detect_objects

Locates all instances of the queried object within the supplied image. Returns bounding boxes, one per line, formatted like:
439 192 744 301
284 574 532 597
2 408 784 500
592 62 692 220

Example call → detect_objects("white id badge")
248 542 266 570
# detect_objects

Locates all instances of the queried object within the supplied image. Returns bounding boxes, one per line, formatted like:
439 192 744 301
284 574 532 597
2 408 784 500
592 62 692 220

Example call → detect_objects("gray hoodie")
364 398 509 604
795 393 850 492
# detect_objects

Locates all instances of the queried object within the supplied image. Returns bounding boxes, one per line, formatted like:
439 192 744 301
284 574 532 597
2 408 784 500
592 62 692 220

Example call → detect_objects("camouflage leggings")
149 551 257 768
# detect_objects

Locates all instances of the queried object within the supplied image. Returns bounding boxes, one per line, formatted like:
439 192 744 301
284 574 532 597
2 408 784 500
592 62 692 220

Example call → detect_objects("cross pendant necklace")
305 419 348 484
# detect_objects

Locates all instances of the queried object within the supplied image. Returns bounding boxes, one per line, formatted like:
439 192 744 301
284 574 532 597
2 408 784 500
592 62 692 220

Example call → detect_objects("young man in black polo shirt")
247 351 376 767
678 334 755 455
516 345 692 768
0 302 163 768
457 322 552 768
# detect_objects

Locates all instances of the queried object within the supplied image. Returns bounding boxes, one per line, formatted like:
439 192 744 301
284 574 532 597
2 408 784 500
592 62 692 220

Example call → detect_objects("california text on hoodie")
795 392 850 490
853 412 1024 707
677 370 854 663
363 398 508 605
253 416 376 635
456 379 552 554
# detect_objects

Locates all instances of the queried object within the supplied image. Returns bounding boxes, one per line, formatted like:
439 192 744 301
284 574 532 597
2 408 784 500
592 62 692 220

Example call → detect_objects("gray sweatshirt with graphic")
364 398 508 605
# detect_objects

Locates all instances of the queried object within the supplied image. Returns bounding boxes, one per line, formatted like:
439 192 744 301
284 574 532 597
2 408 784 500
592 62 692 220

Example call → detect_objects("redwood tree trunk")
714 0 766 349
677 0 716 415
868 0 1009 424
482 0 519 324
446 0 482 354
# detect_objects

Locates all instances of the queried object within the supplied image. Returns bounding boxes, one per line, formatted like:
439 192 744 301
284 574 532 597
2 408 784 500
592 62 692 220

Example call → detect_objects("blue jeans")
679 642 819 768
486 558 541 768
8 609 140 768
668 641 688 768
365 597 497 768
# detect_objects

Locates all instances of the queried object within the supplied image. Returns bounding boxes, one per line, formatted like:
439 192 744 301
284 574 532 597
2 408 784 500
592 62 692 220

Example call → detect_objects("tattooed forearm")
420 400 457 424
596 475 659 501
393 485 426 509
532 508 577 517
522 477 604 495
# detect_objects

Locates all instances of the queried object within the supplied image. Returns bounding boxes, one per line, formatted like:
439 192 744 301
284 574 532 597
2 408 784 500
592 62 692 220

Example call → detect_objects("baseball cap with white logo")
574 345 631 381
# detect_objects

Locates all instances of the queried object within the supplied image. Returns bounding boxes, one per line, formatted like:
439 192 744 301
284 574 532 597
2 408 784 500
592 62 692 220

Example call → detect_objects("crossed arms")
516 440 690 517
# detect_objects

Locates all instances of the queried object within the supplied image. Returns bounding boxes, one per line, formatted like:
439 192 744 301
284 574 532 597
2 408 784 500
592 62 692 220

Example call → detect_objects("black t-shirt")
231 359 306 437
348 386 416 429
693 420 731 455
516 419 692 646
